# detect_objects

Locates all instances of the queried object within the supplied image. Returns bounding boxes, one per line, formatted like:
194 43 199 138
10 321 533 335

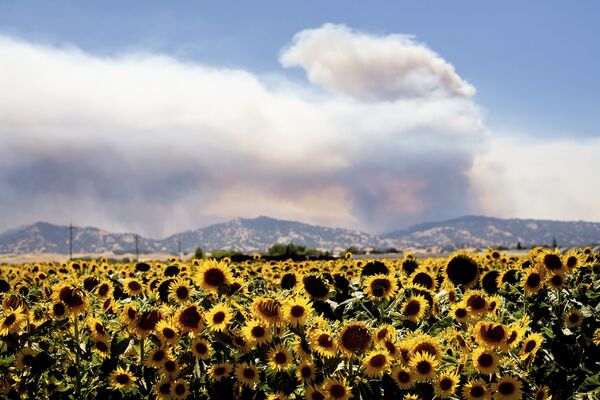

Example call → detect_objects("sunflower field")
0 247 599 400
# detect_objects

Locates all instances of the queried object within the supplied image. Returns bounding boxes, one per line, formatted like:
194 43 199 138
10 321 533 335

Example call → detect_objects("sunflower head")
338 322 371 356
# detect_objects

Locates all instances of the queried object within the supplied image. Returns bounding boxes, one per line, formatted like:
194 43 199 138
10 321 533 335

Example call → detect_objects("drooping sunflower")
109 366 137 392
135 309 163 338
168 277 194 304
311 329 337 358
491 375 522 400
191 337 212 360
242 319 272 346
322 377 352 400
283 296 313 327
373 324 397 344
474 322 509 351
206 303 234 332
520 332 543 361
15 348 38 370
338 322 371 356
445 252 480 288
465 290 489 316
302 275 330 300
461 379 490 400
235 362 260 387
564 309 584 328
170 379 190 400
410 268 437 292
196 260 233 292
296 360 317 384
402 295 429 323
208 363 233 381
252 297 283 326
175 304 204 334
91 336 111 359
433 370 460 399
0 306 27 336
268 345 293 372
472 346 499 375
362 350 390 377
481 270 501 294
363 274 398 301
391 364 415 389
52 283 88 315
409 351 440 382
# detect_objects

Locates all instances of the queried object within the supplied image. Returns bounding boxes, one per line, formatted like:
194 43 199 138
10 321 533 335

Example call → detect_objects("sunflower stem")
73 315 82 398
139 337 146 394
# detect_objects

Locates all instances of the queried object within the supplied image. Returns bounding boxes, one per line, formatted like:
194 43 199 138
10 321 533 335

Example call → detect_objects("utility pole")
135 234 139 261
69 224 73 260
177 239 181 259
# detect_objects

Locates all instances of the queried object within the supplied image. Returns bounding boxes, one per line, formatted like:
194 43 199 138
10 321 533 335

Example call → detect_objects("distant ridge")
1 215 599 255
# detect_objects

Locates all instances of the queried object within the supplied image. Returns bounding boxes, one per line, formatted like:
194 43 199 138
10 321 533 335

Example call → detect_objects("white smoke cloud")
0 26 486 237
280 23 476 100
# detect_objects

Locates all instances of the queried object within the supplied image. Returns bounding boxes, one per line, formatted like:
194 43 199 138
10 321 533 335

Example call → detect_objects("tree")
552 237 558 249
194 247 205 259
516 241 523 250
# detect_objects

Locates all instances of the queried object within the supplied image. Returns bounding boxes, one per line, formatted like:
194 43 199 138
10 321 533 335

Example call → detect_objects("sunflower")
403 395 421 400
520 332 543 360
196 260 233 292
15 348 38 370
87 317 109 339
363 274 398 301
491 375 522 400
208 363 233 381
146 347 172 368
191 337 212 360
410 334 443 361
156 319 180 345
322 377 352 400
206 303 234 332
171 379 190 400
0 306 27 336
293 338 313 360
450 302 470 323
462 379 490 400
96 280 114 299
522 266 545 295
402 295 429 323
445 252 480 288
92 336 111 359
160 358 181 379
268 345 293 372
546 271 567 290
306 384 327 400
533 386 551 400
283 296 313 327
472 347 499 375
338 322 371 356
52 283 88 315
123 278 144 297
242 319 272 346
474 322 509 351
434 370 460 398
109 366 137 392
168 278 194 304
465 291 489 316
135 309 163 338
481 270 501 294
235 362 260 387
409 351 439 382
266 393 289 400
311 329 337 358
391 365 415 389
593 328 600 346
175 304 204 334
362 350 390 377
410 268 437 292
121 303 138 328
252 297 283 326
296 360 317 384
302 275 330 300
374 324 397 344
537 249 564 274
564 309 583 328
153 379 172 400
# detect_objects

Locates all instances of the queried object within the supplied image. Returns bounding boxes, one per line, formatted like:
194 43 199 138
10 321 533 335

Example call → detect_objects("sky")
0 1 599 238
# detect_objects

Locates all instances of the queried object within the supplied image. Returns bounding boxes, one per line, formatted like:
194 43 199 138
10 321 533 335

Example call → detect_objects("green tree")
194 247 205 259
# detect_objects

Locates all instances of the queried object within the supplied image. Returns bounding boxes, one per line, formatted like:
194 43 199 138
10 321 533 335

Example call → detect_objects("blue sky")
2 1 598 138
1 2 599 236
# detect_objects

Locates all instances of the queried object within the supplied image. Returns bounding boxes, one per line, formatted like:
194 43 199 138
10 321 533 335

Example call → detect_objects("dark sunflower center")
551 275 563 286
53 302 66 316
303 276 329 298
159 383 171 394
23 354 36 366
153 350 166 361
569 313 580 323
163 328 176 339
165 360 176 372
329 384 346 398
212 311 226 324
275 352 287 364
471 386 485 397
498 382 515 395
174 383 185 395
456 308 467 318
195 342 208 354
4 314 15 325
138 310 162 330
214 367 226 375
204 268 226 287
440 378 453 390
179 307 201 328
405 300 421 316
416 361 432 375
482 324 505 342
95 340 108 352
413 272 433 289
243 368 255 379
341 325 371 352
446 255 479 285
524 340 536 353
566 256 577 268
251 326 265 338
128 281 142 291
467 295 486 310
176 286 189 299
478 353 493 367
384 341 396 354
116 374 130 385
526 273 541 287
301 366 312 378
281 273 297 289
290 305 305 318
413 342 437 358
318 334 333 348
369 354 386 368
397 370 410 383
544 254 562 270
59 287 84 307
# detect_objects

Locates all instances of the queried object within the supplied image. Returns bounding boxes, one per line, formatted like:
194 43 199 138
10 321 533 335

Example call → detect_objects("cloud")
0 26 487 237
471 136 600 222
280 24 476 100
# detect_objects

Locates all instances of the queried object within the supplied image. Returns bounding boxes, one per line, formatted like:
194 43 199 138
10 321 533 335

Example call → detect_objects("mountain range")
1 215 599 255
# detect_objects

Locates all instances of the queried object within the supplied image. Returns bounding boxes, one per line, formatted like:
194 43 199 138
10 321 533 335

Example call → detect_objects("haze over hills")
1 215 599 255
